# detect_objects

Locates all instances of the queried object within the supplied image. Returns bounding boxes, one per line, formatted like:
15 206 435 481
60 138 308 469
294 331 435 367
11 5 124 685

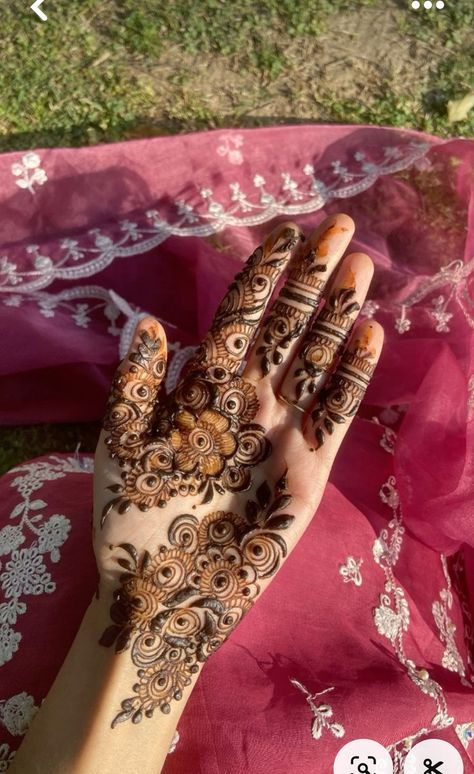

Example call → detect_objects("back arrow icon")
31 0 47 21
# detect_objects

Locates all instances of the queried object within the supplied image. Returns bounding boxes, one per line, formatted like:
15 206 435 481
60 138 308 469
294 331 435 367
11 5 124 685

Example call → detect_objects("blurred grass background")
1 0 473 472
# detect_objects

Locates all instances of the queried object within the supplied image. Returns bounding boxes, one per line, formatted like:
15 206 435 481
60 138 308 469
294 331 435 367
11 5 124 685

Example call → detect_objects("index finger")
184 221 303 383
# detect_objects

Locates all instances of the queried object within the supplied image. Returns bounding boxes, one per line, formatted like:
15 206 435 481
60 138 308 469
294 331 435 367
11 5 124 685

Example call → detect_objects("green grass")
0 424 100 477
1 0 472 152
1 0 473 470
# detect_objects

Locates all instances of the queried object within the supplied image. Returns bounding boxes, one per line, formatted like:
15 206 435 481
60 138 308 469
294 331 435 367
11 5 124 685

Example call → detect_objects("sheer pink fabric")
0 125 473 772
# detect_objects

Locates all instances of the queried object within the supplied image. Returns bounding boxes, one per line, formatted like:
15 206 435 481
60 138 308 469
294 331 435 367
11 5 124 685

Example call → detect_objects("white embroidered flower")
91 231 113 249
22 152 41 170
0 598 26 625
10 462 69 500
217 134 244 165
37 515 71 562
0 256 19 285
291 680 345 740
339 556 363 587
38 300 56 318
374 604 401 641
61 238 78 250
281 173 304 200
430 296 453 333
383 146 403 160
168 729 180 753
0 546 55 598
34 254 53 272
120 220 140 240
175 200 198 223
253 174 265 187
3 295 22 307
200 187 212 199
0 526 25 556
303 163 314 175
71 303 90 329
0 623 21 666
0 742 16 773
361 300 380 318
11 153 47 193
1 692 38 736
207 200 224 216
455 722 474 750
395 316 411 334
374 591 409 642
227 151 241 165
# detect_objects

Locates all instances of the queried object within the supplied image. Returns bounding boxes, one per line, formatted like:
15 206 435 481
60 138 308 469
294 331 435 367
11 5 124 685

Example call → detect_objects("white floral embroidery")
290 681 345 740
2 286 138 336
372 473 454 769
0 258 20 288
0 692 38 736
11 152 47 195
361 300 380 318
339 556 363 587
0 142 429 294
372 477 404 567
216 133 244 165
380 425 396 455
0 742 15 772
455 721 474 750
395 257 474 334
168 729 180 754
395 306 411 334
432 555 468 683
0 457 91 666
0 625 21 665
467 375 474 421
450 551 474 681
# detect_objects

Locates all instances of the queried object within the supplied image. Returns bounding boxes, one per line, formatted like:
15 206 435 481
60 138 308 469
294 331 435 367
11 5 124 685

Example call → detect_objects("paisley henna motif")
311 331 376 447
99 474 295 727
101 226 301 523
293 282 360 400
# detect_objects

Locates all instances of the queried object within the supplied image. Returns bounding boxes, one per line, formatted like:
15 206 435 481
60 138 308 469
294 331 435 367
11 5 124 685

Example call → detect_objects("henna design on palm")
99 473 294 727
101 226 301 524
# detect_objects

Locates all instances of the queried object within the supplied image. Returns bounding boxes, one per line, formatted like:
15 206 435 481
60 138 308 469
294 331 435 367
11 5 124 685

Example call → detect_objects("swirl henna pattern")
99 474 295 727
293 279 360 400
101 226 301 524
311 329 377 447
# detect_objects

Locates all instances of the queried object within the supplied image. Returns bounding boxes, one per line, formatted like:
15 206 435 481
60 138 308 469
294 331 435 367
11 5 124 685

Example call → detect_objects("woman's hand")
93 213 383 728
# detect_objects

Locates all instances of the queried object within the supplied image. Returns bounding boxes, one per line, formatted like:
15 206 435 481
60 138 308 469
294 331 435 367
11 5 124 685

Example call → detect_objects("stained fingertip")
121 315 167 378
308 213 355 247
341 252 374 279
349 318 384 361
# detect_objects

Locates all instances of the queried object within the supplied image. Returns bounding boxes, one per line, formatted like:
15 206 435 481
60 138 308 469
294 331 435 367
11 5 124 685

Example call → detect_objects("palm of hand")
92 216 382 727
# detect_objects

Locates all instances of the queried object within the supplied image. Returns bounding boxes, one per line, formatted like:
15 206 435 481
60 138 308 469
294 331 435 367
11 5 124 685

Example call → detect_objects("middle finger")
244 213 355 387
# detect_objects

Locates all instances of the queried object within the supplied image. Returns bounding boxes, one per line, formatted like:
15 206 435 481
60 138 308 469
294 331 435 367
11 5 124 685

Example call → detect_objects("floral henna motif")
256 239 329 375
102 227 301 523
99 474 295 727
311 332 376 447
293 282 360 400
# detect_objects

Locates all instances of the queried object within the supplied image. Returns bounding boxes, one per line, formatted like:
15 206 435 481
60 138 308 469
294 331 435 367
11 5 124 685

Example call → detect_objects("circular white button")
334 739 393 774
404 739 463 774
